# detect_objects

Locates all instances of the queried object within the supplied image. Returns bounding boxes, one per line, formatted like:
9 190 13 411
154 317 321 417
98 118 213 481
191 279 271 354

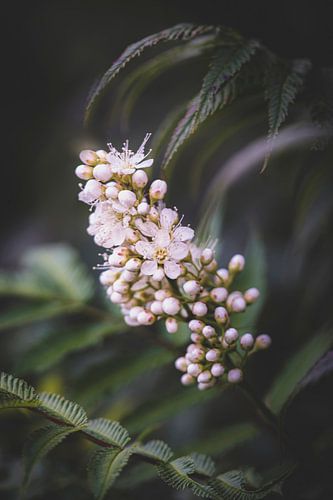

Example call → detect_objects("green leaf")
263 58 311 171
191 453 216 477
162 39 259 168
135 440 173 463
88 446 134 500
22 244 94 303
209 463 295 499
0 271 58 300
85 419 130 448
0 302 80 332
23 423 77 486
38 392 88 427
17 322 124 374
0 372 39 410
265 329 332 414
157 456 214 497
85 23 214 122
231 235 267 331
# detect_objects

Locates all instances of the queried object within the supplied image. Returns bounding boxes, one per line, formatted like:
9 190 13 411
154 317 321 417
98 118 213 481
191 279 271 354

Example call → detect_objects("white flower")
107 133 154 175
78 179 104 204
135 208 194 279
87 201 128 248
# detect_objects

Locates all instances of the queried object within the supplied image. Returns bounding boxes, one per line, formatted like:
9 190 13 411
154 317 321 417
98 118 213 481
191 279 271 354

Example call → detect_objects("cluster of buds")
75 134 271 390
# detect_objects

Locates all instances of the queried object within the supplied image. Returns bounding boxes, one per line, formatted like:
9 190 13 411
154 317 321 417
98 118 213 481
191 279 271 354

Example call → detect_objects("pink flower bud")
129 306 144 320
205 259 218 272
137 202 150 215
192 301 208 317
165 317 178 334
206 349 220 362
244 287 260 304
175 357 188 372
79 149 98 166
215 268 229 285
137 310 156 325
190 333 202 343
240 333 254 350
230 296 247 312
229 254 245 273
162 297 181 316
227 368 243 383
200 248 214 265
224 328 239 344
211 363 225 377
150 301 163 315
112 279 129 294
93 164 112 182
255 334 272 349
124 315 139 326
187 363 202 377
96 149 108 160
132 170 148 188
183 280 201 297
75 164 93 180
99 270 118 285
125 258 142 272
210 287 228 303
202 325 216 339
118 190 137 208
121 270 137 282
110 291 126 304
198 370 212 383
188 347 205 363
155 289 171 301
79 179 103 204
149 179 167 200
149 206 159 221
181 373 195 386
105 182 120 199
188 319 205 333
214 306 229 324
198 380 215 390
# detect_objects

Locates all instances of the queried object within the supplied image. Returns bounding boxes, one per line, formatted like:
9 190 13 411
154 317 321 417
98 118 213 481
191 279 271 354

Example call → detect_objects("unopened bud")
210 287 228 303
150 301 163 315
125 258 142 272
192 301 208 317
137 310 156 325
112 279 129 294
175 357 188 372
149 179 167 200
211 363 225 377
75 164 93 180
230 296 246 312
165 317 178 334
181 373 195 386
229 254 245 273
240 333 254 350
202 325 216 339
198 370 212 383
215 268 229 285
190 333 202 343
93 164 112 182
255 334 272 350
244 287 260 304
132 169 148 188
200 248 214 265
137 201 150 215
183 280 201 297
227 368 243 383
118 190 137 208
205 259 218 272
224 328 239 344
188 319 205 333
206 349 220 362
214 306 229 324
187 363 202 377
162 297 181 316
79 149 98 166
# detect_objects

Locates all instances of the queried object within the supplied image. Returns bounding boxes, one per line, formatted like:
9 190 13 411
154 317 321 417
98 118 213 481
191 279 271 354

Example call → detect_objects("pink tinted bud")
124 315 139 326
202 325 216 339
149 206 159 221
211 363 225 377
137 310 156 325
214 306 229 324
112 279 129 294
187 363 202 377
118 190 137 208
96 149 108 160
231 296 247 312
162 297 181 316
205 259 218 272
137 202 150 215
129 306 144 320
190 333 202 343
149 179 167 200
183 280 201 296
181 373 195 386
155 289 171 301
110 291 126 304
229 254 245 273
93 164 112 182
188 319 204 333
188 347 205 363
192 301 208 317
200 248 214 265
79 149 98 166
228 368 243 383
224 328 239 344
105 183 120 199
198 370 212 383
255 334 272 350
99 270 118 285
210 287 228 303
165 317 178 334
132 169 148 188
198 380 215 390
240 333 254 350
122 270 137 282
125 258 141 272
175 357 188 372
206 349 220 362
244 287 260 304
150 301 163 315
216 268 229 285
75 164 93 180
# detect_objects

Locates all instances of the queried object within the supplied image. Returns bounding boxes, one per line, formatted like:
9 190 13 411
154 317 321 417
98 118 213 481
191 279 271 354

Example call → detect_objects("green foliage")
135 439 174 463
38 392 88 427
265 329 332 414
85 418 130 448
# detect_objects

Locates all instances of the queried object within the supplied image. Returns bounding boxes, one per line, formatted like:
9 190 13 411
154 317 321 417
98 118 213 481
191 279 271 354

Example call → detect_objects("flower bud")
137 201 150 215
79 149 98 166
181 373 195 386
75 164 93 180
200 248 214 265
149 206 160 221
205 259 218 273
137 310 156 325
227 368 243 383
214 306 229 324
110 291 126 304
155 289 171 301
229 254 245 273
206 349 220 362
150 301 163 315
96 149 108 160
99 269 118 285
149 179 167 200
165 317 178 334
129 306 144 320
175 357 188 372
211 363 225 377
255 334 272 350
105 182 120 199
79 179 103 203
118 190 137 208
240 333 254 350
230 296 246 312
108 253 128 267
202 325 216 339
121 270 137 282
215 268 229 285
190 333 202 343
187 363 202 377
224 328 239 344
132 169 148 188
183 280 201 297
244 287 260 304
124 315 139 326
125 258 142 272
210 287 228 303
198 380 215 390
192 301 208 317
188 347 205 363
198 370 212 383
188 319 204 333
93 164 112 182
112 279 129 294
162 297 181 316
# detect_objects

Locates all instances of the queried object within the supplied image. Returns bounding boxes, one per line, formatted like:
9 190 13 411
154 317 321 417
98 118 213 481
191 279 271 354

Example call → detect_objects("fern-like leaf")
135 439 173 463
38 392 88 427
85 23 214 121
85 418 130 448
23 424 77 486
0 372 36 402
88 446 134 500
162 39 259 168
191 452 216 477
262 58 311 171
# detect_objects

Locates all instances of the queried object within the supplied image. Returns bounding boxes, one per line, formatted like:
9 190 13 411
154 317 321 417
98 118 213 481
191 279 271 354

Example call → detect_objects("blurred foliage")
0 14 333 500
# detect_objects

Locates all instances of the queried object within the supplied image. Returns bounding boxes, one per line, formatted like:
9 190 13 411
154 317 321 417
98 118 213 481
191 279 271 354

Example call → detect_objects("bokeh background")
1 1 333 499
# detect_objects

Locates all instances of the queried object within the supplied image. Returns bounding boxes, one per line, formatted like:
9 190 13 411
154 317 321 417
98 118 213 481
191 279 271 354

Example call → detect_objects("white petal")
141 260 158 276
168 241 189 260
160 208 178 230
135 219 158 237
112 201 127 213
122 168 135 174
164 260 182 279
111 225 126 246
154 229 170 248
137 159 153 168
131 277 149 291
173 226 194 242
135 241 154 258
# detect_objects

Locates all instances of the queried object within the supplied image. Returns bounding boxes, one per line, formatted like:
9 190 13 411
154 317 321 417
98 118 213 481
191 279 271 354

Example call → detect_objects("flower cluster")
75 134 271 390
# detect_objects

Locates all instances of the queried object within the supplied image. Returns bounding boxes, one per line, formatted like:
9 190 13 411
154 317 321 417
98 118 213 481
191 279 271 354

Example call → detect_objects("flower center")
153 247 168 263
